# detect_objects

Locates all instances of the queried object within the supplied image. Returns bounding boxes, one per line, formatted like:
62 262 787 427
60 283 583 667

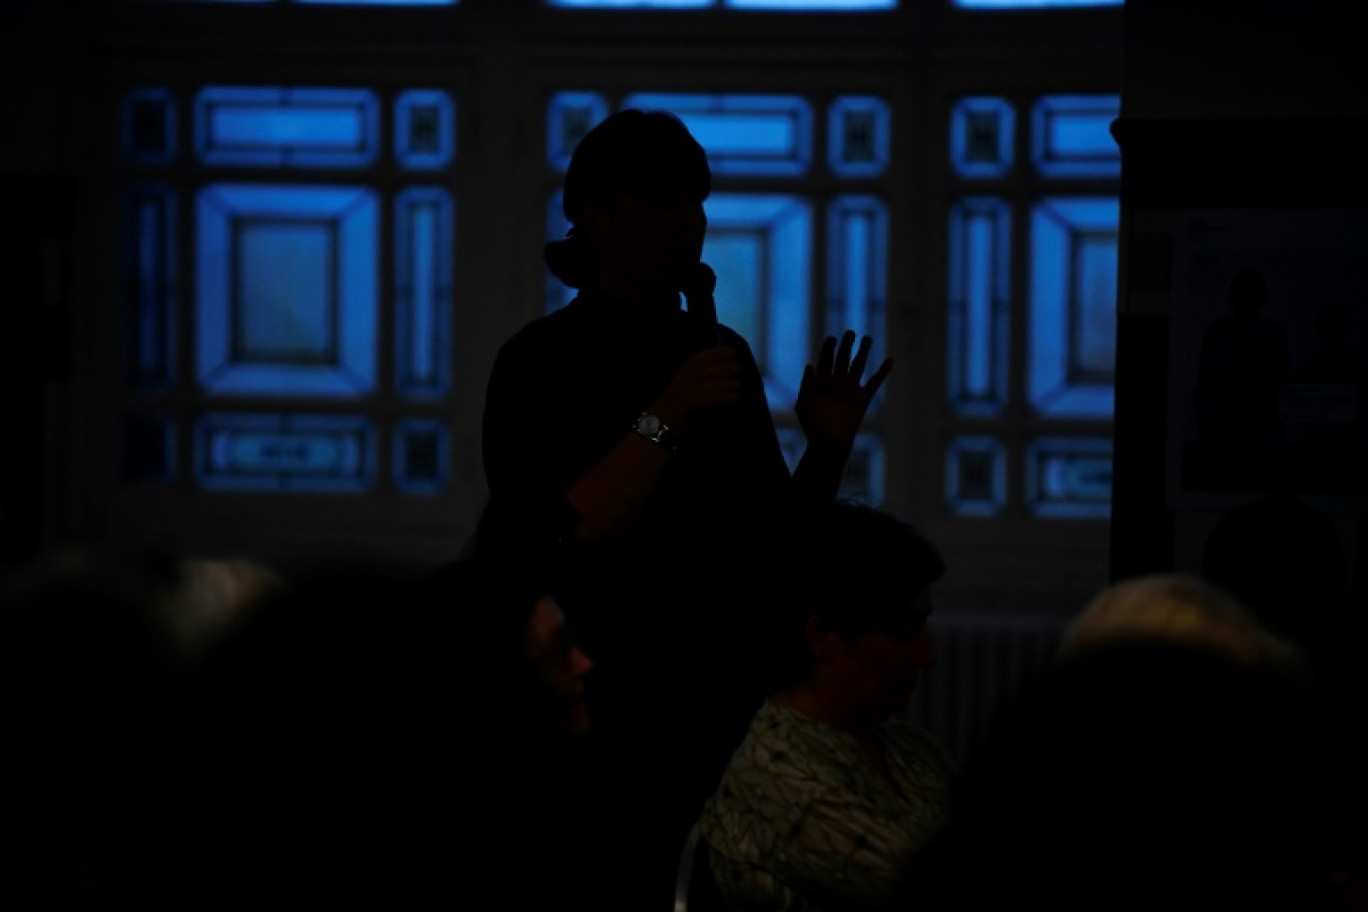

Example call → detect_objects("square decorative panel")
951 97 1014 179
393 418 449 495
1028 196 1118 418
122 87 177 166
395 89 455 170
828 97 890 178
196 184 379 396
946 436 1006 517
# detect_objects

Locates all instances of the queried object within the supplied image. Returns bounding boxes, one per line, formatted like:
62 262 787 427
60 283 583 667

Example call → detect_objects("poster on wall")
1166 208 1368 511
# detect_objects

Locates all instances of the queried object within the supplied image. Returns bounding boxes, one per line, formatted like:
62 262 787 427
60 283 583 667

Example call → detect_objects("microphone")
682 261 719 345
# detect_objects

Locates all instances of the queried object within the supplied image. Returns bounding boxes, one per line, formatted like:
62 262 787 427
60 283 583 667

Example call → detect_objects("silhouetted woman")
472 107 893 906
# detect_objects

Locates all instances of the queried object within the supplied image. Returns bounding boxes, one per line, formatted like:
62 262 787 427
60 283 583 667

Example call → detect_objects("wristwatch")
632 412 678 451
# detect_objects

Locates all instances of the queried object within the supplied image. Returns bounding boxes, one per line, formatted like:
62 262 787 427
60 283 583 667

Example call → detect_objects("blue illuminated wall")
118 77 1119 520
945 93 1119 519
121 84 456 495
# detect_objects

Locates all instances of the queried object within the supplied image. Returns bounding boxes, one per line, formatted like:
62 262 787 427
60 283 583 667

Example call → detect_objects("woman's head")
561 109 709 223
769 500 946 716
545 108 711 296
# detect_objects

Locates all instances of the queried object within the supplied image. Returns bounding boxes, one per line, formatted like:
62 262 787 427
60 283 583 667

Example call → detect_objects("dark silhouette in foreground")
472 106 893 905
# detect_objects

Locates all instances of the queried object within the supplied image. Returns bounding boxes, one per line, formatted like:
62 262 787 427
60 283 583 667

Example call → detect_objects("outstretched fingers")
863 356 895 400
814 331 892 397
848 334 872 378
833 330 857 373
815 334 838 376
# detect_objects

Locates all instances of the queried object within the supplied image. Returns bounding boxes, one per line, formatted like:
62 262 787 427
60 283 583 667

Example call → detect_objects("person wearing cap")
470 107 892 908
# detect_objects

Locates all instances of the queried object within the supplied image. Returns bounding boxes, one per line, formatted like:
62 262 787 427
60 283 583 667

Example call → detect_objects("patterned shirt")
700 696 955 912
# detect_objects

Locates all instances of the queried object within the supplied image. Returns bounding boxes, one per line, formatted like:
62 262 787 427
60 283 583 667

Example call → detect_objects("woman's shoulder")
724 699 865 787
488 309 588 377
503 304 580 344
497 297 627 359
718 323 759 356
880 718 952 757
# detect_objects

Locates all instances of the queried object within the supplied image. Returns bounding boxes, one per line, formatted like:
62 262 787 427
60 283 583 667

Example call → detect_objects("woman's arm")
792 331 894 500
565 342 744 547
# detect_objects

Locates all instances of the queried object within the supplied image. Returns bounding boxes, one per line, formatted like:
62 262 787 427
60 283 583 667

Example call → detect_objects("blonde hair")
1060 572 1303 670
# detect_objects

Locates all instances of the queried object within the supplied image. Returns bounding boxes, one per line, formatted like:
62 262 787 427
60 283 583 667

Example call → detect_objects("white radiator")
904 613 1066 768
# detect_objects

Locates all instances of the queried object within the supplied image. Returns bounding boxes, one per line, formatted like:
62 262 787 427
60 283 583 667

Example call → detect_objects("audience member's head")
168 559 453 907
767 498 946 722
174 552 595 907
1059 570 1305 673
915 572 1334 912
0 544 269 909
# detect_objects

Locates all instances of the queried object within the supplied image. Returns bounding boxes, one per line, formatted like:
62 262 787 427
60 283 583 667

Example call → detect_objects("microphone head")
683 261 716 299
682 261 719 343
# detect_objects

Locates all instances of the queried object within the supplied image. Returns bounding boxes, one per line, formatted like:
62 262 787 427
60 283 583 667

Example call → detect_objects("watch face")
637 415 662 435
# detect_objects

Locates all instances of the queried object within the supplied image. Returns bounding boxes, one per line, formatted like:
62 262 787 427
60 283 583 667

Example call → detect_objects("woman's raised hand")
794 330 893 452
